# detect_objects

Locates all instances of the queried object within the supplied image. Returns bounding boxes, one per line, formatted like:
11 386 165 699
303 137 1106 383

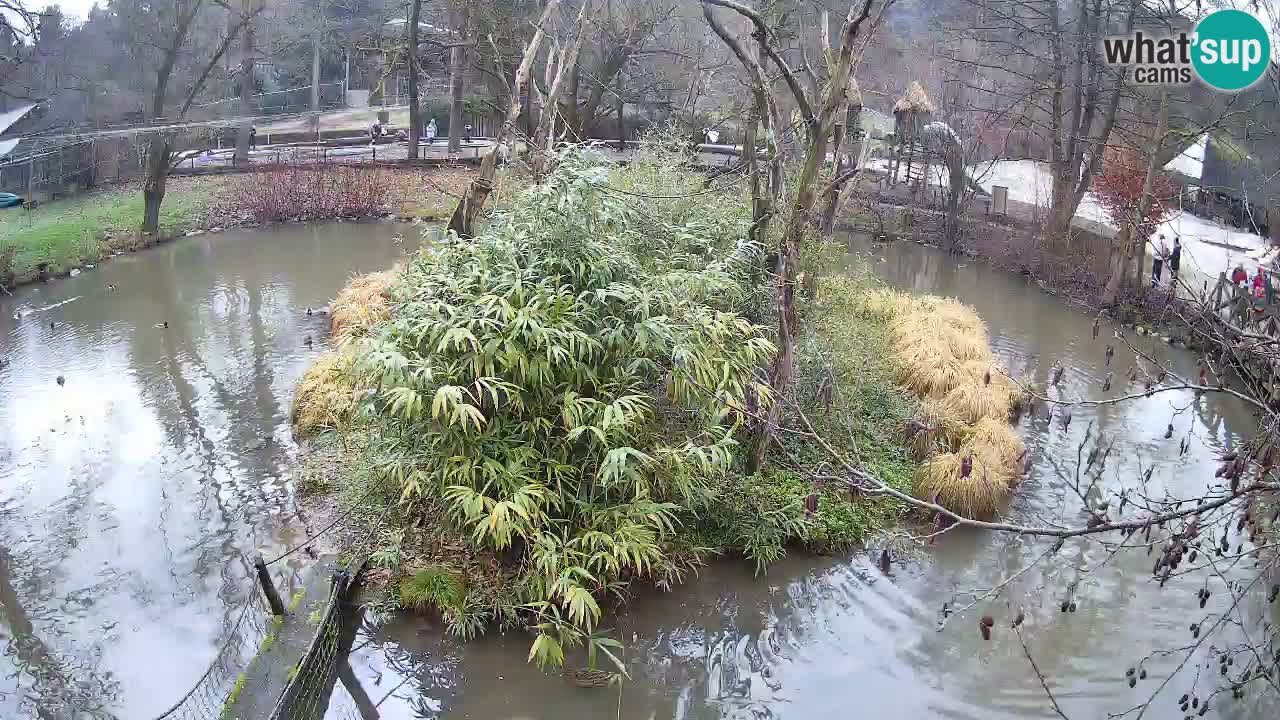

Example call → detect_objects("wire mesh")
268 569 354 720
152 589 272 720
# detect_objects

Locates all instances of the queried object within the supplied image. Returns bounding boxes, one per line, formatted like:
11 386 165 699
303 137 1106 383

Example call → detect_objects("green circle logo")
1192 9 1271 91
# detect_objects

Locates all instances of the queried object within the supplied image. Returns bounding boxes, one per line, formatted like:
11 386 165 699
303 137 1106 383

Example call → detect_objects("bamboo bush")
357 150 773 668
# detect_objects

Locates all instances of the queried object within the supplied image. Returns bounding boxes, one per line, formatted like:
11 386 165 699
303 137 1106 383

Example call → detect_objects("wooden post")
254 553 286 615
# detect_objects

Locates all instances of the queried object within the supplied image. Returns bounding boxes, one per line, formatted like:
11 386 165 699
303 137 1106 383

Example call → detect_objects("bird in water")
153 321 169 329
303 335 313 347
306 307 313 316
56 375 65 386
1052 364 1065 386
563 668 612 688
49 320 56 330
107 284 116 291
878 547 892 574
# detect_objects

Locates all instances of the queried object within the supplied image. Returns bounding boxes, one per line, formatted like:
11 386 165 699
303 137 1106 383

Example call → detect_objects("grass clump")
292 351 364 436
328 268 398 341
915 451 1011 519
855 287 1026 519
400 566 466 613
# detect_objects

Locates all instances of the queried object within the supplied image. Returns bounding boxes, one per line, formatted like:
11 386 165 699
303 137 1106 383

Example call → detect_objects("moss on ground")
0 177 222 285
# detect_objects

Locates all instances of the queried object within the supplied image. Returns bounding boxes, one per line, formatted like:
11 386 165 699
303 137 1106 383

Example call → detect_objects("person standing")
1253 267 1268 316
1151 235 1167 288
249 126 257 151
1168 236 1182 283
424 118 437 145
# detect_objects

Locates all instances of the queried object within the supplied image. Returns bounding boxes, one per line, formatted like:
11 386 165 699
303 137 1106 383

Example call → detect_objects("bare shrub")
230 163 394 223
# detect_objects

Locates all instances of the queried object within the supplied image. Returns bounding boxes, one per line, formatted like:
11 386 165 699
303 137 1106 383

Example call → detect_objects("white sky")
44 0 95 22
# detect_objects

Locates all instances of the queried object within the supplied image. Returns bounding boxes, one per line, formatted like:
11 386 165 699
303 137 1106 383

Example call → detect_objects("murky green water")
2 225 1275 719
0 221 418 718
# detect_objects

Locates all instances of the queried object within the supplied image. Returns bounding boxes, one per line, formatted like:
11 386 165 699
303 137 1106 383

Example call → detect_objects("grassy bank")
290 145 1023 677
0 177 222 285
0 166 475 290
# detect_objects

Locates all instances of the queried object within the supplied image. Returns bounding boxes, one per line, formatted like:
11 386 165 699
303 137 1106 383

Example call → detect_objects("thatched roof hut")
892 81 934 142
893 81 935 114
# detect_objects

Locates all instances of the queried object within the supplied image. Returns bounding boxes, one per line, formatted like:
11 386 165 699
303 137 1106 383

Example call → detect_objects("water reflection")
351 235 1273 719
0 221 417 717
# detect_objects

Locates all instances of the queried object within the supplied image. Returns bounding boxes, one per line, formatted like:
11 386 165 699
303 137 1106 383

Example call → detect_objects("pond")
1 224 1274 719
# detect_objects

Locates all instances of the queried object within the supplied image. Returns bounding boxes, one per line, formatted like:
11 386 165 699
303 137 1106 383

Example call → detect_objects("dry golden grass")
905 398 969 460
960 361 1025 410
293 351 362 435
964 417 1026 469
861 286 1028 517
941 382 1013 425
330 268 399 340
915 451 1010 519
895 354 968 399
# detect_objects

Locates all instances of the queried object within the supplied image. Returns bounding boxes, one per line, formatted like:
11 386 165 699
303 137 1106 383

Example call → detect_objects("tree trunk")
1101 88 1170 306
311 12 321 111
559 64 580 138
731 0 872 474
447 5 468 153
406 0 422 159
615 64 624 150
531 6 594 181
235 0 255 165
142 134 170 235
743 100 761 244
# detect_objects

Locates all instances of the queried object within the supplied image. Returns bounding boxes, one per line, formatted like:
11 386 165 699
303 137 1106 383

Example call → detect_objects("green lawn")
0 178 220 285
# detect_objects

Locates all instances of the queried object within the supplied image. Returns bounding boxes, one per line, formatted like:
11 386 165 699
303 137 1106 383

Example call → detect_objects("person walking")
424 118 437 145
249 126 257 151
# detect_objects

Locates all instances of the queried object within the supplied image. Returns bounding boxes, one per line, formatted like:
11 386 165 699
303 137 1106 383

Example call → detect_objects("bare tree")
446 0 470 152
138 0 262 234
0 0 41 103
700 0 888 472
407 0 423 158
447 0 572 237
234 0 262 165
941 0 1133 248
